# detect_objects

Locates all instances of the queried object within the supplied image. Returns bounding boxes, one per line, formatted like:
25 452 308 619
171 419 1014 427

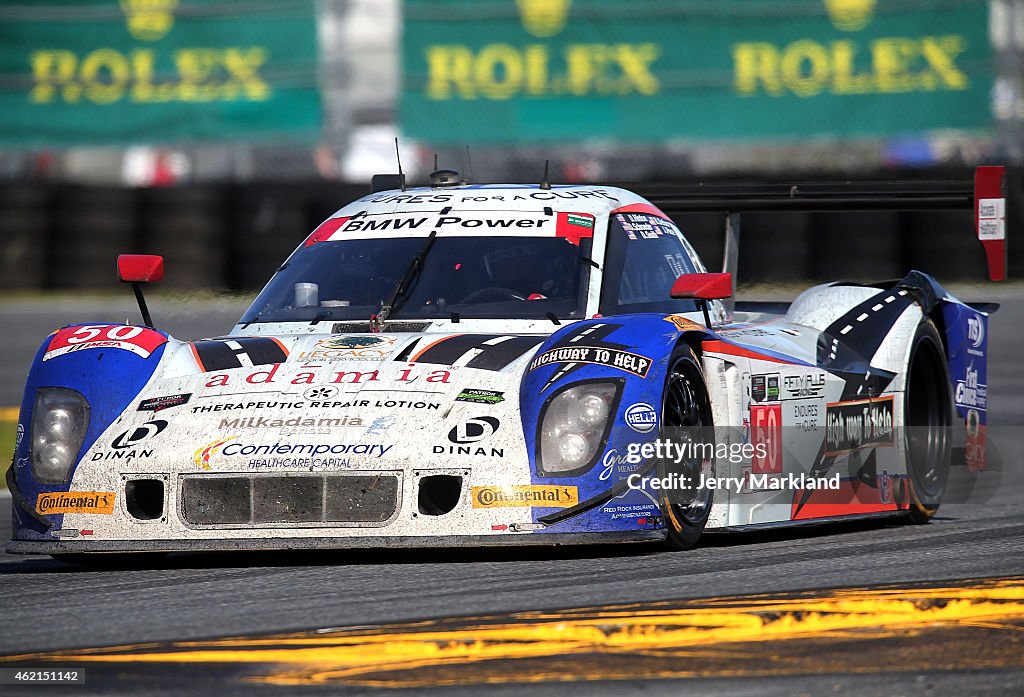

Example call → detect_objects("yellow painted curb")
4 577 1023 686
0 407 18 422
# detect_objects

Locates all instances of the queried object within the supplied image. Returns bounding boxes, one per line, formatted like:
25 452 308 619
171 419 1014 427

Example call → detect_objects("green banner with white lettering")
0 0 320 146
401 0 993 145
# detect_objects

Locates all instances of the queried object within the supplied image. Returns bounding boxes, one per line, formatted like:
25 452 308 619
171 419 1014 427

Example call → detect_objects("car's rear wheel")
903 319 952 524
658 345 714 550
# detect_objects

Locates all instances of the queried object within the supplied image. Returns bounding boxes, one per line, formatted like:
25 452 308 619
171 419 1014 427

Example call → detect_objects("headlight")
538 381 621 476
31 387 90 484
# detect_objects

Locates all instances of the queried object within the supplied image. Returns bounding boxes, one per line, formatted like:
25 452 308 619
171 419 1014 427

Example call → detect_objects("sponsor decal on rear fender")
824 396 895 456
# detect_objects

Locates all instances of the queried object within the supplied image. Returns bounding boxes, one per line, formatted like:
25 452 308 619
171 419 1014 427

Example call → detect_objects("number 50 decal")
43 324 167 361
751 403 783 474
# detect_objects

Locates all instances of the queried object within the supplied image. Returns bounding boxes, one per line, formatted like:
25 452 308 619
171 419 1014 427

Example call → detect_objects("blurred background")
0 0 1019 292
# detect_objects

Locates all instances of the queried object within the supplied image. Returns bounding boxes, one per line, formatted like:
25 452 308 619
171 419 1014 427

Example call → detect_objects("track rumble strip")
2 577 1023 687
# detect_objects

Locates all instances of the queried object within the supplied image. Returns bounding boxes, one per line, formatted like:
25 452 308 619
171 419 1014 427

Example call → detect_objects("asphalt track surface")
1 286 1023 695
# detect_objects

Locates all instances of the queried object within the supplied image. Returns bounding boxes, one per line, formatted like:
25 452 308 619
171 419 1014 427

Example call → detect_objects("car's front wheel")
658 346 715 550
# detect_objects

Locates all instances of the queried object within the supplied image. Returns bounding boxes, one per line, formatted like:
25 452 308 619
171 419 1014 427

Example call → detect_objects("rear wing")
636 167 1008 299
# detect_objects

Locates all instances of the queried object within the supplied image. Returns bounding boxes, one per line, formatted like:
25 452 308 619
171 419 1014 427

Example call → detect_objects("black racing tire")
50 553 168 568
658 345 715 550
903 319 952 524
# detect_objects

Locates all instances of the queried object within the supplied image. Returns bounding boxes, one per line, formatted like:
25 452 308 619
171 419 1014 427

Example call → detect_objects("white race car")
6 167 1001 560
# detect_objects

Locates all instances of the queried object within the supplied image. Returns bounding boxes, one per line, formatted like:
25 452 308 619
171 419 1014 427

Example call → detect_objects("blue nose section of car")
520 315 698 534
11 325 168 535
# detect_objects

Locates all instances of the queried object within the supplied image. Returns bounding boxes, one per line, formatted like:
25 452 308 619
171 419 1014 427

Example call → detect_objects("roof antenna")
395 137 406 191
434 153 439 170
464 145 474 184
539 160 551 190
370 138 407 193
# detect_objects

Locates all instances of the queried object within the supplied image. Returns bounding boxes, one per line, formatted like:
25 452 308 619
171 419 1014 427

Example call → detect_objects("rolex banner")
401 0 994 145
0 0 320 146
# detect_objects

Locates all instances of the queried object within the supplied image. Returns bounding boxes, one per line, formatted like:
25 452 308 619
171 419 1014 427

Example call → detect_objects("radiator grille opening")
182 477 251 526
253 476 323 524
325 475 400 522
180 473 400 527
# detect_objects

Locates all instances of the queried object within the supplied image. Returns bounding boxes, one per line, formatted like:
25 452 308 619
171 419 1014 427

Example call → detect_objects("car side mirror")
670 272 732 300
117 254 164 284
670 273 732 327
117 254 164 328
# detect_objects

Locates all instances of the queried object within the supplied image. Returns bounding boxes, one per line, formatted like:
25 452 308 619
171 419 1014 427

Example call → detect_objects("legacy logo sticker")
472 485 579 509
37 491 115 515
321 336 389 350
296 335 399 361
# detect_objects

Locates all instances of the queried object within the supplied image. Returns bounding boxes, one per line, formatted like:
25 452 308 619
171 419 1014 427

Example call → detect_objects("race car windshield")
239 235 593 324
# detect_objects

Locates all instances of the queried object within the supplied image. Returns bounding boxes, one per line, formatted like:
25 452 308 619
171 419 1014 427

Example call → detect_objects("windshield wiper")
372 228 439 330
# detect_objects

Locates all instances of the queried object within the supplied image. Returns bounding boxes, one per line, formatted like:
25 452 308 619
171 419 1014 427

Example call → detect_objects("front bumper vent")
180 473 401 528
